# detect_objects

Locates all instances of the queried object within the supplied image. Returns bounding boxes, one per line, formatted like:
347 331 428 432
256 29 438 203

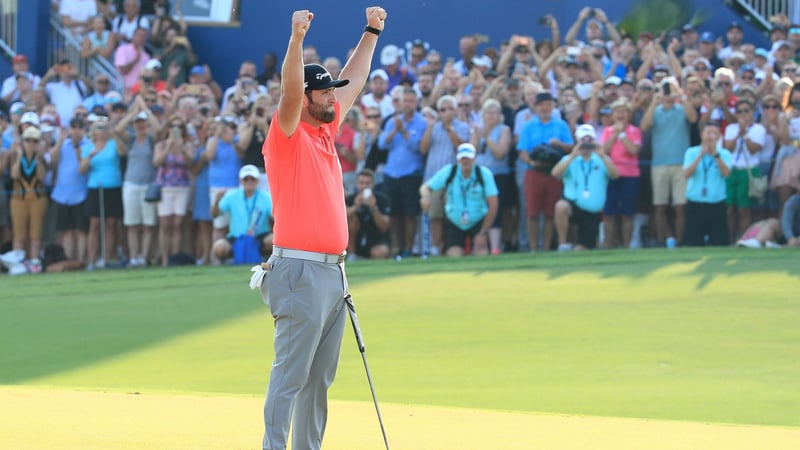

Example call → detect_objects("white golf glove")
249 264 268 290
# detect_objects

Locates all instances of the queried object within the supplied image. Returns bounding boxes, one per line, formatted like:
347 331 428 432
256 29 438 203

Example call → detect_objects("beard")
307 97 336 123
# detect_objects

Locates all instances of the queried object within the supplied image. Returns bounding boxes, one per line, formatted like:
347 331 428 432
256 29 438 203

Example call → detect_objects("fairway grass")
2 386 799 450
1 248 799 447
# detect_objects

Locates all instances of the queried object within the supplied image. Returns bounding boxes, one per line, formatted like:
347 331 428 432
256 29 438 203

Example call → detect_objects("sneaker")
558 243 573 252
8 262 28 275
0 249 25 269
94 258 106 269
765 241 782 249
429 246 441 257
736 238 762 249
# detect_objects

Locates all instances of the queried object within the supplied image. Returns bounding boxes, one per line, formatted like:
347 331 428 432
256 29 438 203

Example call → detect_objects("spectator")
9 126 48 273
361 69 393 119
771 85 800 214
237 94 271 193
780 193 800 246
2 55 42 105
419 143 499 257
723 99 765 242
517 92 574 252
130 59 168 97
59 0 97 35
322 56 342 80
42 60 90 125
156 28 196 88
112 0 151 45
79 117 127 270
471 98 514 254
600 98 642 249
360 106 385 183
719 22 745 61
406 39 429 75
336 108 361 195
378 86 426 257
204 116 244 258
564 7 621 46
220 61 267 112
81 15 117 60
682 121 733 246
380 44 416 90
83 73 120 112
641 76 698 246
420 95 470 255
346 169 391 260
153 115 194 266
755 94 783 220
553 124 620 251
735 217 785 248
114 27 152 92
49 117 91 262
211 164 273 264
256 52 279 86
192 119 215 265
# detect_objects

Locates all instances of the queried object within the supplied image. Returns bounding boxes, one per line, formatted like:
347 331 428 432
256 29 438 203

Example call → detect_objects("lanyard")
701 155 714 186
20 153 37 178
244 190 260 230
458 171 474 209
579 158 593 191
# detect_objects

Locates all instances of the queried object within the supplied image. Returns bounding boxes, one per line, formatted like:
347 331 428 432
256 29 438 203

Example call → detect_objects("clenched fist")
292 10 314 38
366 6 387 31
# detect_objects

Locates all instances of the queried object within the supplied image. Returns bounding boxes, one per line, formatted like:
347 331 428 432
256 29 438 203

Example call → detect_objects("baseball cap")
10 102 25 115
772 24 789 33
380 44 400 66
69 116 86 128
11 54 27 64
239 164 260 180
681 24 696 33
699 31 715 43
599 107 613 116
20 111 39 126
535 92 555 104
144 59 162 70
134 111 149 121
575 124 596 140
304 64 349 91
754 48 769 59
456 143 476 159
472 55 492 68
369 68 389 82
604 76 622 86
728 21 743 31
22 126 42 140
189 65 205 76
740 64 755 73
693 57 711 69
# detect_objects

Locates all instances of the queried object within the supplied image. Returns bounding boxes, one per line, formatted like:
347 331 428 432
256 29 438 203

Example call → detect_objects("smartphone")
363 188 372 199
172 126 181 138
588 8 597 18
567 46 581 57
255 107 265 117
580 142 596 150
662 82 671 96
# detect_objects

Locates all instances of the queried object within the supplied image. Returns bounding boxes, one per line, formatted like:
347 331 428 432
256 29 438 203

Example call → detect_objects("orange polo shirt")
263 102 347 254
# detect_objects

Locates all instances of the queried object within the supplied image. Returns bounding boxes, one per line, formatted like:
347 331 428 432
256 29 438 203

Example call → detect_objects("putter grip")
345 295 366 352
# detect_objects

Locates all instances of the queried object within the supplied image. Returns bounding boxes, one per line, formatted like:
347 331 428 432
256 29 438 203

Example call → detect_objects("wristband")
364 25 381 36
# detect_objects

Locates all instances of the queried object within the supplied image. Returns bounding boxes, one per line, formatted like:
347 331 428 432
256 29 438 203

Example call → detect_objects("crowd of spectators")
2 4 800 274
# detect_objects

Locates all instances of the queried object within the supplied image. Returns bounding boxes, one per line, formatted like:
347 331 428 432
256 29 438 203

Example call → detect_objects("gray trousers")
261 254 348 450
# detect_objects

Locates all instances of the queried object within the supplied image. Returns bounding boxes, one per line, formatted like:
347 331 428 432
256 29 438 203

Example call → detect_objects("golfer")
259 7 386 450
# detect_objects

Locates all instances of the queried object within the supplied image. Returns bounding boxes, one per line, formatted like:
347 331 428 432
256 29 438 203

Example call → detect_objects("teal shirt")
427 164 499 230
218 187 273 238
683 146 732 203
558 153 610 213
81 140 122 189
652 104 691 166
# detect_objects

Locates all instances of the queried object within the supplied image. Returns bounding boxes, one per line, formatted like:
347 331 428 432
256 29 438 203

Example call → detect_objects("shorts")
383 174 422 217
427 189 446 220
726 167 759 208
444 217 482 251
525 170 562 218
604 176 640 216
209 187 231 228
158 186 191 217
651 165 687 206
567 199 601 249
493 173 518 209
123 182 158 226
53 200 89 232
85 187 123 219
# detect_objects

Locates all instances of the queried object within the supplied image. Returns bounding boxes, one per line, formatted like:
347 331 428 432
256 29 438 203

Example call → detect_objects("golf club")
344 293 390 450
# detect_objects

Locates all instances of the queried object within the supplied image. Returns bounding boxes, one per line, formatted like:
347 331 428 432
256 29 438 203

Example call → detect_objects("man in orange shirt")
258 7 386 450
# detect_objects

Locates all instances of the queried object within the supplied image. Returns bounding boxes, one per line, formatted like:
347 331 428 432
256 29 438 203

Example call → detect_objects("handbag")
144 181 162 203
747 168 767 200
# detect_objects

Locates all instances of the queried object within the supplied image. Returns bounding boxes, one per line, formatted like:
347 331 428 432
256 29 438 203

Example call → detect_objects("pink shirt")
601 124 642 177
263 103 348 254
114 43 150 90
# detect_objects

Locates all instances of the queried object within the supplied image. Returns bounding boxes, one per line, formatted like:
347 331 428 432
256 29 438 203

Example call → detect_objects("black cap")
535 92 555 104
772 24 788 33
69 116 86 128
728 21 742 31
304 64 349 91
682 24 696 33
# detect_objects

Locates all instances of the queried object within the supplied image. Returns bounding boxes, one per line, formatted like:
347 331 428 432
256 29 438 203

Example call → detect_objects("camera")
662 82 671 96
255 106 265 117
580 142 596 151
588 8 597 18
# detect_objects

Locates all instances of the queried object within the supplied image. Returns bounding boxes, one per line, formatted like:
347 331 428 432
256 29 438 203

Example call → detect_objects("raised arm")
335 7 387 125
275 10 314 137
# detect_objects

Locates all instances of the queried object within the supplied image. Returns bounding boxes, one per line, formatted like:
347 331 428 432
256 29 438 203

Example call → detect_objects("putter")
344 293 390 450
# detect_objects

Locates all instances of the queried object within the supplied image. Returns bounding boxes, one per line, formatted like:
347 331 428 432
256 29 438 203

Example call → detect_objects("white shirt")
724 123 766 169
361 93 394 119
45 80 88 125
59 0 97 33
220 84 268 112
112 14 151 42
1 73 42 101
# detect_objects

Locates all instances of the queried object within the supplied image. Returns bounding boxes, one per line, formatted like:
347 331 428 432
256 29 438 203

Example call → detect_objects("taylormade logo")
316 72 330 80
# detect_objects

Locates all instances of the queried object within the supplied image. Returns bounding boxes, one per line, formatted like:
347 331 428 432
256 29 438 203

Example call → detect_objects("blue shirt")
208 138 242 187
52 137 91 204
427 163 499 230
379 112 427 178
517 116 574 171
652 104 691 166
476 123 512 175
218 187 273 238
558 153 611 213
683 146 732 203
422 119 470 181
82 140 122 189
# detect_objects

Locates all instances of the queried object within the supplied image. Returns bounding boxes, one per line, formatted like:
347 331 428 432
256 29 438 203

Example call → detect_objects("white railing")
733 0 795 29
0 0 18 57
48 16 124 93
